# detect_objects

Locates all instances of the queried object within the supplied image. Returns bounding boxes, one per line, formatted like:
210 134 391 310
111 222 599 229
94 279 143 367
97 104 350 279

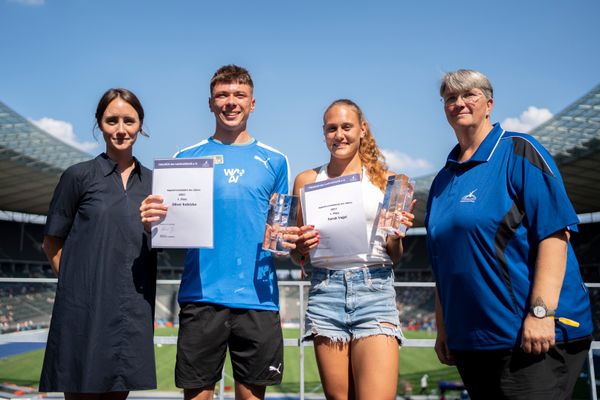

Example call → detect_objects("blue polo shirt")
174 137 290 310
425 123 592 350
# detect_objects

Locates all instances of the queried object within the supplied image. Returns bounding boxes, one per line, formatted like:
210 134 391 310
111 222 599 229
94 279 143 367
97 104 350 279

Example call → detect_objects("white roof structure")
0 101 92 215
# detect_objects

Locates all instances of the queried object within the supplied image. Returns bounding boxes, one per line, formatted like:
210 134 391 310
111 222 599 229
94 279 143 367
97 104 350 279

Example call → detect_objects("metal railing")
1 278 598 400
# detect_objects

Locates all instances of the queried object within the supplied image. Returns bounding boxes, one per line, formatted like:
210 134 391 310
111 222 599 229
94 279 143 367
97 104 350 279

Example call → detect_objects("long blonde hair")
323 99 388 191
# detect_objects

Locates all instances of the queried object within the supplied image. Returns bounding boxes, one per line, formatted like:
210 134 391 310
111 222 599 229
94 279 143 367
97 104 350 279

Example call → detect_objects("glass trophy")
377 174 415 236
262 193 299 255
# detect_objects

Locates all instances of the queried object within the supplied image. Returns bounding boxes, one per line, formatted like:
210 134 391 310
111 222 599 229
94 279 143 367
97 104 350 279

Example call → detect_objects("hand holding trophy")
262 193 300 255
377 174 415 236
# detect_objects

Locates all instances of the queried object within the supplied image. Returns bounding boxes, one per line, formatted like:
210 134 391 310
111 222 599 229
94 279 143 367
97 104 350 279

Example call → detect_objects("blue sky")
1 0 599 179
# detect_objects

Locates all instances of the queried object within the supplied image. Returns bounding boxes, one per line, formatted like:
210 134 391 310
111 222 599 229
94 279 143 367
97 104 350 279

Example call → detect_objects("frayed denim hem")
302 321 404 346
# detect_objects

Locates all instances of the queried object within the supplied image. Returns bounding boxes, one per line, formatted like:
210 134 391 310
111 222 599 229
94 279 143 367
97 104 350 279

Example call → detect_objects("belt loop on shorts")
363 267 371 286
321 269 330 286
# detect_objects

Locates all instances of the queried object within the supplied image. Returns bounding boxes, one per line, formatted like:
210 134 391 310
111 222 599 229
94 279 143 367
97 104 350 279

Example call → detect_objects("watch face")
533 306 546 318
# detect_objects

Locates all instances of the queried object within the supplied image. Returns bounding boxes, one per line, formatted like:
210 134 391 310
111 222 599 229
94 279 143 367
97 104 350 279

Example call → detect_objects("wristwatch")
530 304 556 319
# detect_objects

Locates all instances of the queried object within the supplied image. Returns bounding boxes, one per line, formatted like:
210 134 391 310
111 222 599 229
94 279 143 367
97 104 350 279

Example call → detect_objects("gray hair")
440 69 494 99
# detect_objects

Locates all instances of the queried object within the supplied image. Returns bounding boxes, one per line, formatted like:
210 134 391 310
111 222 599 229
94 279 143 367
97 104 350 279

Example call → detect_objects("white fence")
1 278 598 400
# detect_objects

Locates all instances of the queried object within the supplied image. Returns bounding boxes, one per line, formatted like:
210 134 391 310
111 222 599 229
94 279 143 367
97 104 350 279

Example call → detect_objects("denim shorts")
303 266 404 344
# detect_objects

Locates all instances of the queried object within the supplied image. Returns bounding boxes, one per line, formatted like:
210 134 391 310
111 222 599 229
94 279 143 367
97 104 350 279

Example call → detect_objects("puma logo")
268 363 282 375
254 155 270 170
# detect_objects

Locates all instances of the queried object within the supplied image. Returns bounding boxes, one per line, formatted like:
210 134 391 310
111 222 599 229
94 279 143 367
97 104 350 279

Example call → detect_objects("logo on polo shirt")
460 189 478 203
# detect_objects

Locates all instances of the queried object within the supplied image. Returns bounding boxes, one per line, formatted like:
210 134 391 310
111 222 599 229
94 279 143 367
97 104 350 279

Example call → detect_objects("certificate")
302 173 368 261
151 158 214 248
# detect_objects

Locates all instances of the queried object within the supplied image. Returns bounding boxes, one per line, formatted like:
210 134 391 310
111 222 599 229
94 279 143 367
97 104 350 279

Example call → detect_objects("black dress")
39 153 157 393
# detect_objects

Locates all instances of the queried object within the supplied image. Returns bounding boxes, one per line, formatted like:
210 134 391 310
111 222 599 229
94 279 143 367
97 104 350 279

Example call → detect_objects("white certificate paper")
302 174 368 261
151 158 214 249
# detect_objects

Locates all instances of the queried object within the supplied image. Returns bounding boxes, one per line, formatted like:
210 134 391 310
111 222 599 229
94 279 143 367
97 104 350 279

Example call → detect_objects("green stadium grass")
0 328 460 396
0 349 44 387
2 328 592 398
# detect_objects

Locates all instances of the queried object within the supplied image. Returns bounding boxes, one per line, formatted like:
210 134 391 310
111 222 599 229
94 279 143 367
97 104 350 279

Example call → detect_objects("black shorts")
175 303 284 389
452 337 591 400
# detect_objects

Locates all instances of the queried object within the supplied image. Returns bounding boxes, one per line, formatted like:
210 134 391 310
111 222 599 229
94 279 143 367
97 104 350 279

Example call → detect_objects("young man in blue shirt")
142 65 290 400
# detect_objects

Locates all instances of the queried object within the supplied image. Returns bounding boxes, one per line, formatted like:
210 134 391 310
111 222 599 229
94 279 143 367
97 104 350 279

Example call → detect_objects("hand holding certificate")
301 174 368 261
151 158 214 248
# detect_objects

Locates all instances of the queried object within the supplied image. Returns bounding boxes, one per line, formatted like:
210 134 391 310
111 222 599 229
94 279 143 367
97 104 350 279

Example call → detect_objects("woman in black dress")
39 89 157 400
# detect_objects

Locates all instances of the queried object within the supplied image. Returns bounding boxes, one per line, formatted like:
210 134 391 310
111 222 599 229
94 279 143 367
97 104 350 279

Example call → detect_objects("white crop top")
310 164 393 269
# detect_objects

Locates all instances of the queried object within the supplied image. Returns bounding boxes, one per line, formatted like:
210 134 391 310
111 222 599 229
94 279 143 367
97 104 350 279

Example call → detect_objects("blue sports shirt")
174 137 290 310
425 123 592 350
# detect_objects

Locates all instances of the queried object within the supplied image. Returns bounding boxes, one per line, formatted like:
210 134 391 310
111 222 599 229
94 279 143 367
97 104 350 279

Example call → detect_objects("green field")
0 328 460 396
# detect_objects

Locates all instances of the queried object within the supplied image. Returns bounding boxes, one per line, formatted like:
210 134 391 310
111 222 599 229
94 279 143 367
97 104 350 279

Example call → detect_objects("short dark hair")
95 88 146 136
210 65 254 94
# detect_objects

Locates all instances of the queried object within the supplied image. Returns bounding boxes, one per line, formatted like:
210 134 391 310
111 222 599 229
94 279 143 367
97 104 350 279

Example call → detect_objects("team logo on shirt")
460 189 478 203
205 154 224 164
224 168 245 183
254 155 271 170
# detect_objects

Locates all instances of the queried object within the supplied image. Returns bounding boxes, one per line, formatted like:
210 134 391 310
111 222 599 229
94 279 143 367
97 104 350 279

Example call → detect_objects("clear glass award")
262 193 299 256
377 174 415 236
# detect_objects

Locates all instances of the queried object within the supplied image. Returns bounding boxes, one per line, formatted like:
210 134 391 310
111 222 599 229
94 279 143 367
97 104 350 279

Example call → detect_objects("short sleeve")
44 166 84 238
508 135 579 243
273 154 290 195
424 173 440 229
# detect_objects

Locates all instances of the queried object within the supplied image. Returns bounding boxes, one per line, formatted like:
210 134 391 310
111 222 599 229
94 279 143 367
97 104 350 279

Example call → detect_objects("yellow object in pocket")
554 316 580 328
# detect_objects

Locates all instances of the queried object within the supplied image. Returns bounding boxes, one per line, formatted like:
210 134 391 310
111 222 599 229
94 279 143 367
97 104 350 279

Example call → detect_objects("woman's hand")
295 225 320 255
434 289 455 365
521 314 555 354
434 330 455 366
521 231 567 354
289 225 320 265
42 235 64 276
386 200 416 262
387 199 417 239
139 195 168 232
387 210 416 240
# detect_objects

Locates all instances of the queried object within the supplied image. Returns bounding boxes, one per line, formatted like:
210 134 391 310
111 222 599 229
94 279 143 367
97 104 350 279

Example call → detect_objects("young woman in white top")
291 99 415 400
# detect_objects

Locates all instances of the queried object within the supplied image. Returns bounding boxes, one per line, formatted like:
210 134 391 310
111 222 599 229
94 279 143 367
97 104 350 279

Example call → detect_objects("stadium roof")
412 83 600 226
0 101 92 215
532 84 600 214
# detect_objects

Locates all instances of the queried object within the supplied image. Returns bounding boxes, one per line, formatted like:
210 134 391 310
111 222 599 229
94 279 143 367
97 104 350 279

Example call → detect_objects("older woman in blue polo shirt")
425 69 592 399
